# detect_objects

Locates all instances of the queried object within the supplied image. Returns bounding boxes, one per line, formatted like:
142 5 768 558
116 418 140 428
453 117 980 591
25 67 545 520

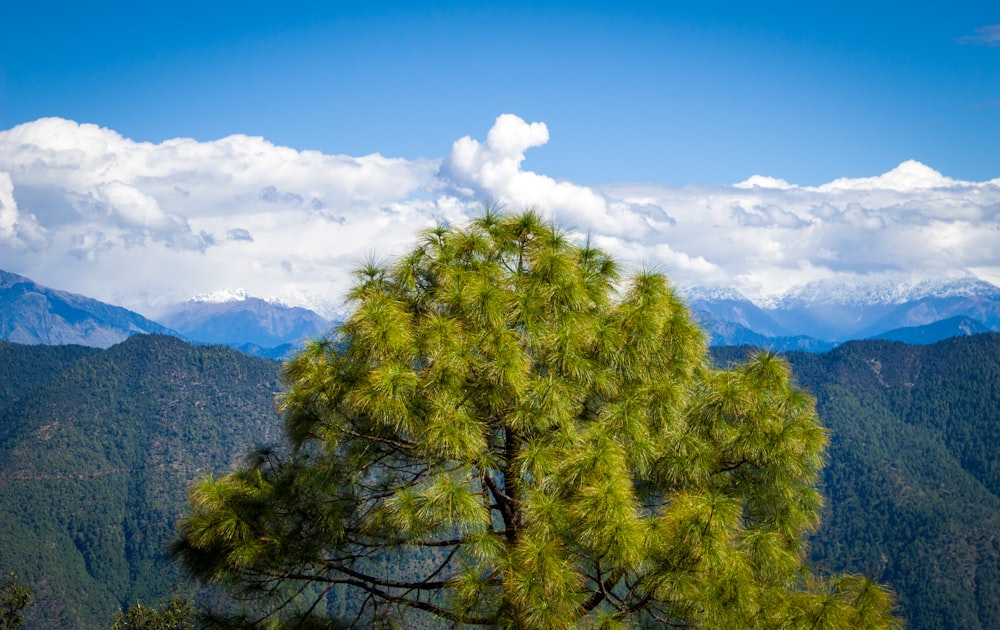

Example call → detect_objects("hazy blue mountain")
685 286 788 337
765 277 1000 341
6 269 997 354
0 270 179 348
157 290 331 352
857 294 1000 339
692 309 834 352
869 315 992 344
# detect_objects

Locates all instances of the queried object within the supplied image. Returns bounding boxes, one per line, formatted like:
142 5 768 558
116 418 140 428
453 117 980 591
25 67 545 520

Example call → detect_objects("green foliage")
111 593 196 629
0 572 32 630
175 210 899 628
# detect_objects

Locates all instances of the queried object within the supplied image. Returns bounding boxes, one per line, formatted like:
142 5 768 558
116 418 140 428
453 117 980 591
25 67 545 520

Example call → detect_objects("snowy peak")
901 277 1000 301
681 285 751 303
185 288 344 321
161 292 331 350
189 288 294 308
688 274 1000 346
768 276 1000 309
190 288 253 303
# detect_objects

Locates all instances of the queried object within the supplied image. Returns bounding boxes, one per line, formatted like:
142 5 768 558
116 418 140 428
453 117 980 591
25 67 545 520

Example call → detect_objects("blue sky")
3 1 998 186
1 2 999 314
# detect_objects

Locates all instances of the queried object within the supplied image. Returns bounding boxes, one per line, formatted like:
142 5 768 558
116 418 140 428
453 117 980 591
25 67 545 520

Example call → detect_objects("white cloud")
0 171 46 249
441 114 622 233
817 160 958 191
0 118 457 316
734 175 795 190
1 114 999 317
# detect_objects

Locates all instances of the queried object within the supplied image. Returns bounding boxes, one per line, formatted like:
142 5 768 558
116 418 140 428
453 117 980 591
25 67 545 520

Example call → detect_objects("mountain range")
0 271 333 357
2 267 999 628
0 270 175 348
2 269 999 353
156 289 331 355
685 276 1000 350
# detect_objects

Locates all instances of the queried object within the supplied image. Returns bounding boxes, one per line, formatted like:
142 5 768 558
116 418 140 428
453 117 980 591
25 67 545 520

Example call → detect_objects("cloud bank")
1 115 998 318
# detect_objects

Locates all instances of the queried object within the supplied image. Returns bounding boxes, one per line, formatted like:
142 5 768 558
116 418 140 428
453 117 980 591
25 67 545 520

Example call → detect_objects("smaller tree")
0 573 32 630
111 593 196 630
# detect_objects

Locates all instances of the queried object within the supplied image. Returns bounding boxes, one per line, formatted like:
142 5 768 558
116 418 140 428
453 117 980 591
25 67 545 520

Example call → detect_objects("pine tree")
173 210 900 628
111 593 196 629
0 573 32 630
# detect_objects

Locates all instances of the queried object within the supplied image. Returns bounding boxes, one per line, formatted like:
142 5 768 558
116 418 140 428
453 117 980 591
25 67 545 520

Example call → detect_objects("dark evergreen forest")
0 336 283 628
715 334 1000 629
0 333 997 628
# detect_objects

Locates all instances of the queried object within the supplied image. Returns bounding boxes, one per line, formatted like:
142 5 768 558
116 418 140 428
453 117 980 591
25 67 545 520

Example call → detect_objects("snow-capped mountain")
683 287 787 339
158 292 333 352
0 270 334 357
688 276 1000 345
3 267 997 354
154 275 1000 353
189 288 258 303
764 276 1000 309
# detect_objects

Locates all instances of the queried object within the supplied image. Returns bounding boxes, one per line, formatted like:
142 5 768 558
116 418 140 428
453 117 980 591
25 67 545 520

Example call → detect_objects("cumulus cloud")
0 118 454 315
596 157 1000 297
0 172 47 249
734 175 795 190
818 160 958 191
0 114 998 317
441 115 623 232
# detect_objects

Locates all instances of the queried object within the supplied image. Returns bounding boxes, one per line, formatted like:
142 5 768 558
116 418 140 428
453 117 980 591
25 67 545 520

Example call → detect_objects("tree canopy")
0 573 32 630
174 210 899 628
111 593 196 630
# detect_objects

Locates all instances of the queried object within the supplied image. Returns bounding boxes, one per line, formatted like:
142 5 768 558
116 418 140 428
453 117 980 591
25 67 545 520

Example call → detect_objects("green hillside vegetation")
716 333 1000 629
1 329 997 627
0 335 284 629
0 341 99 407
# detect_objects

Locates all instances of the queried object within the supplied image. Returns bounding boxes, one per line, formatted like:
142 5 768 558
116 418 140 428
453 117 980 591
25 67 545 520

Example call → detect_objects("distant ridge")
158 294 331 351
5 267 999 353
0 270 179 348
868 315 992 344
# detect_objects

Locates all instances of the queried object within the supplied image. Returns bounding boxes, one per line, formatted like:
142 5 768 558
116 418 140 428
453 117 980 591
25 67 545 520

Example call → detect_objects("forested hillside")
718 333 1000 629
1 334 998 628
0 336 283 628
